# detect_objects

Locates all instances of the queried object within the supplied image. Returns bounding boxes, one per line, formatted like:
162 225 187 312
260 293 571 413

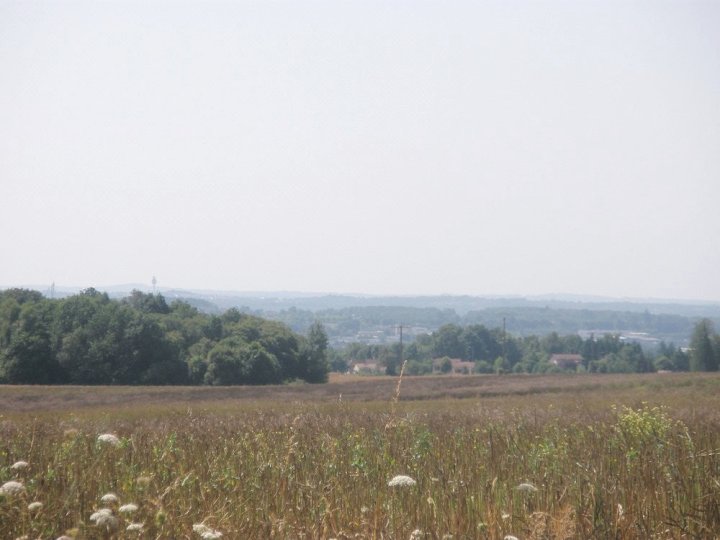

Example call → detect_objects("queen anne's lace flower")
0 480 26 496
97 433 121 447
90 508 119 531
97 513 119 531
126 522 144 531
193 523 223 539
90 508 113 522
516 482 538 493
100 493 118 504
119 503 139 514
388 475 417 487
11 460 29 471
28 501 43 512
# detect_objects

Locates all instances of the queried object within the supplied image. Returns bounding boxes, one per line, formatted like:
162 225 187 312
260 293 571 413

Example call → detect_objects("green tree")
0 300 60 384
298 322 329 383
204 338 281 385
654 356 674 371
328 349 349 373
494 356 510 374
689 319 717 372
257 320 300 380
474 360 493 374
461 324 500 361
380 342 402 375
124 290 170 314
432 324 465 359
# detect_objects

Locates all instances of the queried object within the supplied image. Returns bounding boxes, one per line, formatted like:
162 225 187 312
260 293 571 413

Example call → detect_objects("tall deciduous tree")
689 319 717 371
299 322 329 383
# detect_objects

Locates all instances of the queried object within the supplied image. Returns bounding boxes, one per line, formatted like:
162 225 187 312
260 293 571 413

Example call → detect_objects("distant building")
549 354 583 369
432 358 475 375
351 362 383 375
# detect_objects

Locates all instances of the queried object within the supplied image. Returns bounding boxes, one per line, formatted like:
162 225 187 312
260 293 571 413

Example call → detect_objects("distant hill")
7 284 719 347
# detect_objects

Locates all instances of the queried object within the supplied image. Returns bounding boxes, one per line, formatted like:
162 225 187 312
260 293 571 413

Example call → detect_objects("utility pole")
152 276 157 295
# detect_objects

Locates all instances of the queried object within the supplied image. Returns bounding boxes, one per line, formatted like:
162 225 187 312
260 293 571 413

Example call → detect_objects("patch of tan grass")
0 374 719 538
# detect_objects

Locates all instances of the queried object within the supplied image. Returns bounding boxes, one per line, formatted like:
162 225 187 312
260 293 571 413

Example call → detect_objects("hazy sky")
1 1 719 300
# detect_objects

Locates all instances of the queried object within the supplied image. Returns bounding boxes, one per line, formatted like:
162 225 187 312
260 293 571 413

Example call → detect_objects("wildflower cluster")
193 523 223 539
89 490 142 534
388 475 417 487
0 480 26 496
97 433 121 447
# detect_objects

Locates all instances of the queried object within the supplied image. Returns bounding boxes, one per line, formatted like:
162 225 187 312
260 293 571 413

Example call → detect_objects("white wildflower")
91 508 119 531
96 513 119 531
516 482 538 493
100 493 118 504
410 529 423 540
56 537 74 540
11 460 29 471
97 433 121 447
90 508 113 522
193 523 223 539
28 501 43 512
119 503 138 514
504 536 519 540
0 480 26 496
501 512 511 520
617 503 624 519
388 475 417 487
126 522 144 532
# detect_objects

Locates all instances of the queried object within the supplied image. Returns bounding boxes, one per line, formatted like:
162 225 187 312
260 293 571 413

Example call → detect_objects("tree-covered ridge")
248 304 711 347
0 288 329 385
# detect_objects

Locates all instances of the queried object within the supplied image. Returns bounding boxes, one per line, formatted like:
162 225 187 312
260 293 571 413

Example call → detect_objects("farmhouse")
549 354 584 369
351 362 383 375
432 358 475 374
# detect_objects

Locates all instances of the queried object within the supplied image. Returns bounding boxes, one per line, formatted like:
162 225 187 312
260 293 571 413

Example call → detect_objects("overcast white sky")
1 1 719 300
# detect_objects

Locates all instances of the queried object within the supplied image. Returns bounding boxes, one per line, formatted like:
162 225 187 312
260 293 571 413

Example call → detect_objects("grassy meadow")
1 373 720 539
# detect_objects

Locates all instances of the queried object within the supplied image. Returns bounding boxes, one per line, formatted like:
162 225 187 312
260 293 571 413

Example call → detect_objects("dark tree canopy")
690 319 718 372
0 288 328 386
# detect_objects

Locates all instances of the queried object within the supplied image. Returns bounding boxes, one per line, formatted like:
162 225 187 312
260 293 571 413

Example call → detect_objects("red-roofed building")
549 354 583 369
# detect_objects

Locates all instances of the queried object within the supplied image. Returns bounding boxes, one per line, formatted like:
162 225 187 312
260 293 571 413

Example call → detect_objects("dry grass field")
1 373 720 539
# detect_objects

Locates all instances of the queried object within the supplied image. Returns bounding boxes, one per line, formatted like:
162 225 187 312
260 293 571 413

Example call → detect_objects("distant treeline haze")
0 289 329 385
1 289 718 385
254 304 708 345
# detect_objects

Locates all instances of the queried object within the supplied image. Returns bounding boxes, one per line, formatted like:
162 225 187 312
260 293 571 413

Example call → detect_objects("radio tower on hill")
152 276 157 294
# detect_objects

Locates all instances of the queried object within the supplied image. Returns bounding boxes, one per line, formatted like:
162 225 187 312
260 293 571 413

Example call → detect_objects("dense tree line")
334 322 698 375
0 289 329 385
